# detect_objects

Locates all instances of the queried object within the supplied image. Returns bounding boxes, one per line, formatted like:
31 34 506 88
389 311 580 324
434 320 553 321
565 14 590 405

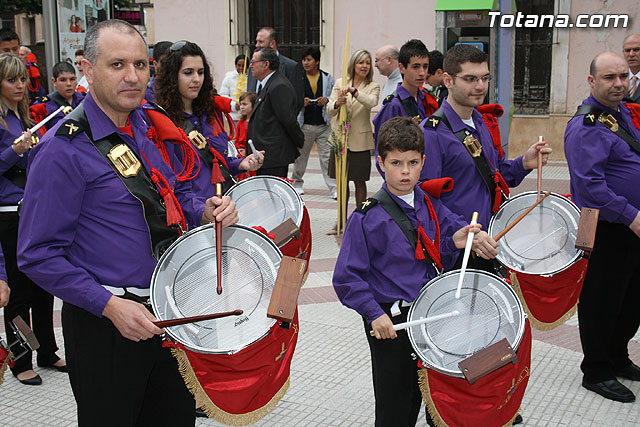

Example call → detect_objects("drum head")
224 176 304 245
150 224 282 354
488 192 582 275
407 270 526 377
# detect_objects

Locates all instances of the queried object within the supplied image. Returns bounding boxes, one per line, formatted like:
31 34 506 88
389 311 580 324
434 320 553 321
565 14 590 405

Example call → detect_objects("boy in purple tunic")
333 117 497 427
565 51 640 403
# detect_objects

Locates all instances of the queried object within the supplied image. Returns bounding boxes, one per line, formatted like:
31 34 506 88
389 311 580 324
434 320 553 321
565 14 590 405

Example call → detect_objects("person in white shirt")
219 54 246 121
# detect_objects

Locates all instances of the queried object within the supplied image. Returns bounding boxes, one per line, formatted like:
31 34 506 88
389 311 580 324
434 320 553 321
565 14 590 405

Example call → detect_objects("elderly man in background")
375 45 402 102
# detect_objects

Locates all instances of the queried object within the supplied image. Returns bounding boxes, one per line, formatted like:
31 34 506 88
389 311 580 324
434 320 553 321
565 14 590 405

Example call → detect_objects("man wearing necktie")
623 34 640 103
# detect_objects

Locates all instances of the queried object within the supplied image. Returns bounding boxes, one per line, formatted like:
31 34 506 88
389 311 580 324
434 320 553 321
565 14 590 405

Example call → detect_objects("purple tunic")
0 246 6 282
332 184 465 323
32 91 85 130
421 99 530 227
17 93 205 318
182 112 243 200
565 95 640 225
144 76 156 103
0 108 28 204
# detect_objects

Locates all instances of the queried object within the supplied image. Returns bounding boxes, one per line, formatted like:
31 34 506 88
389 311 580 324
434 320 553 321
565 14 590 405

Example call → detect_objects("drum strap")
61 105 181 260
183 117 235 193
372 189 440 272
427 108 503 211
574 104 640 154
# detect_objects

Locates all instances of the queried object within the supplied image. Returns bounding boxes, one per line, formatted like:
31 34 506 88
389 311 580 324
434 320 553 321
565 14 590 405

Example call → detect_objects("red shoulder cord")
138 150 187 232
476 104 505 159
144 109 200 182
422 90 439 117
414 194 442 270
624 102 640 130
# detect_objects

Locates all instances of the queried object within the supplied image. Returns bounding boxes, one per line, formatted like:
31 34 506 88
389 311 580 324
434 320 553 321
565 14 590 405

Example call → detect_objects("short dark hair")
52 61 76 79
84 19 146 64
235 54 246 65
443 44 488 76
377 117 425 160
428 50 444 75
398 39 429 68
302 46 321 62
0 29 19 43
256 46 279 71
153 41 172 63
74 49 84 57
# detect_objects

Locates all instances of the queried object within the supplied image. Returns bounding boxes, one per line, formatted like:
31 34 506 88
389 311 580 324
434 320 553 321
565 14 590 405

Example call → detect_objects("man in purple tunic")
565 51 640 403
17 20 237 426
421 44 550 268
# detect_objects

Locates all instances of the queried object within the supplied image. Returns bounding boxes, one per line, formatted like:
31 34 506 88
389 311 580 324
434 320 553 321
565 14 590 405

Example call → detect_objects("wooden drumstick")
456 212 478 299
537 136 544 200
154 309 243 328
215 183 223 295
369 310 460 336
493 191 551 242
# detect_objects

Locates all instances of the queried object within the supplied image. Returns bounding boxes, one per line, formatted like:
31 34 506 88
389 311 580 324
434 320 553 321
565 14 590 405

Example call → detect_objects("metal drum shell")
488 191 583 276
407 269 527 378
150 223 282 354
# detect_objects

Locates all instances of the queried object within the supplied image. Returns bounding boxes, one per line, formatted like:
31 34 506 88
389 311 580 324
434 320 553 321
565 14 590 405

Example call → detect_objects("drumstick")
493 191 551 242
247 139 263 163
153 309 243 328
369 310 460 336
455 211 478 300
215 182 223 295
537 136 544 200
13 105 66 145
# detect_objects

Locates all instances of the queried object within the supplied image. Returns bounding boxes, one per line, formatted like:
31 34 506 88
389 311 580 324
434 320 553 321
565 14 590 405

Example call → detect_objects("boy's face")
377 149 425 197
399 56 429 91
52 71 78 99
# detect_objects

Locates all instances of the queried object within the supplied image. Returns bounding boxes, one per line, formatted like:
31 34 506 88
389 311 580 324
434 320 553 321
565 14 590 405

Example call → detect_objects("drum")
225 176 312 270
488 191 588 330
407 270 531 427
151 224 299 424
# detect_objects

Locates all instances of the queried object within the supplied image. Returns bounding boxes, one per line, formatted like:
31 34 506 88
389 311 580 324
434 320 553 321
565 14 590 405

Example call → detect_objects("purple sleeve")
497 155 530 188
0 245 6 282
17 138 113 317
332 213 385 322
0 129 24 175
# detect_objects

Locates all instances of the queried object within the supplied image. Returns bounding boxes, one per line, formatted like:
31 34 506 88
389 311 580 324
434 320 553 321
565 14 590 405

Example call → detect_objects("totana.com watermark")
489 11 629 28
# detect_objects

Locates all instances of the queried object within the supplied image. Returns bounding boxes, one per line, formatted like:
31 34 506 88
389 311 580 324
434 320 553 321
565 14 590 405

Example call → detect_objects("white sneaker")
330 188 337 200
294 186 304 195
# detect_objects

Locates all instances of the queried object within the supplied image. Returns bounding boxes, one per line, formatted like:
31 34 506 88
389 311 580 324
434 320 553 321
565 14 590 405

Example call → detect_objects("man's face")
249 51 269 81
52 71 78 100
399 56 429 91
588 54 629 109
374 49 393 76
444 61 490 109
255 30 275 50
0 39 20 56
427 69 443 87
302 55 319 73
83 28 149 120
623 35 640 74
75 55 84 74
18 46 29 63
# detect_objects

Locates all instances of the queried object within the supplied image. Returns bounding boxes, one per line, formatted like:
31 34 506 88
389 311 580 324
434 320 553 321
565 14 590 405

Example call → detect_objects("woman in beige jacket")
328 49 380 209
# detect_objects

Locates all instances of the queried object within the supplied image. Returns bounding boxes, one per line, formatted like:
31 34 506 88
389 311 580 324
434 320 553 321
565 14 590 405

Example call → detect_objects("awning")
435 0 498 11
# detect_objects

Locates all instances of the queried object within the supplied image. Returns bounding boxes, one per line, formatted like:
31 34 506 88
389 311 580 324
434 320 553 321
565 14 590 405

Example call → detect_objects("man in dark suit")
247 27 304 111
248 47 305 178
623 34 640 103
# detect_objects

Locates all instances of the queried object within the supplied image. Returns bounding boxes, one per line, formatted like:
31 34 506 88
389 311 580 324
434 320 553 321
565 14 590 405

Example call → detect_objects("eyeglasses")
169 40 188 52
454 74 492 84
249 59 264 65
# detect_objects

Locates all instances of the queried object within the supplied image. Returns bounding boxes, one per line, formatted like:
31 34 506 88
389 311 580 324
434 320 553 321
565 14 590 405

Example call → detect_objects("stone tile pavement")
1 152 639 426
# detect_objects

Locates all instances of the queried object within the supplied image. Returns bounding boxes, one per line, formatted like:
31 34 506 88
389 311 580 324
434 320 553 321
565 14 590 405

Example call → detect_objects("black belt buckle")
122 290 151 307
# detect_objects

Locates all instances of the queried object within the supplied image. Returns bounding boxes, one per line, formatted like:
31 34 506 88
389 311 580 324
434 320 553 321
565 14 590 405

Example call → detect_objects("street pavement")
1 151 639 426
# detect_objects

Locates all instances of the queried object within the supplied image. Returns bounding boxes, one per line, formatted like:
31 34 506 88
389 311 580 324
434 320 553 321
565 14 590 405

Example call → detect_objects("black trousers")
0 211 59 374
365 303 434 427
62 303 195 427
256 165 289 178
578 221 640 383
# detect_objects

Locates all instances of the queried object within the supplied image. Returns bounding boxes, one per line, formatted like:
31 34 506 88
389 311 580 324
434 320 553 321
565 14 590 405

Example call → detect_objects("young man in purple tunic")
421 44 551 269
333 117 497 427
565 51 640 403
17 20 238 426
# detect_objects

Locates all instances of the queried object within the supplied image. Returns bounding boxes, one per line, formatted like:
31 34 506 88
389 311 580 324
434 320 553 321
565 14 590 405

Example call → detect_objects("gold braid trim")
170 347 290 425
418 368 520 427
0 350 14 387
509 271 578 331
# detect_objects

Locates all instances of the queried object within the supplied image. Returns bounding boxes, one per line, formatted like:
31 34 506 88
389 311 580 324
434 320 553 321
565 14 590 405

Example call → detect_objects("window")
513 0 554 114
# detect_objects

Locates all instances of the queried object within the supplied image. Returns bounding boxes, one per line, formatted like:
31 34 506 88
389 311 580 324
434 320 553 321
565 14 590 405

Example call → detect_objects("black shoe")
615 362 640 381
195 408 208 418
38 361 68 373
582 378 635 402
513 413 523 425
14 371 43 386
